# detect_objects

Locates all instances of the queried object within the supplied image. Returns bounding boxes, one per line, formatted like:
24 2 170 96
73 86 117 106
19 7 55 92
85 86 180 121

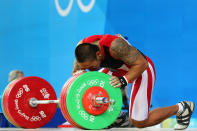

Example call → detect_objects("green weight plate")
66 72 122 129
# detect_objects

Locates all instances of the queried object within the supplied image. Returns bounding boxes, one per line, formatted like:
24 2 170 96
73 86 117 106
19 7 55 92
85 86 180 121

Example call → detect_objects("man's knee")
129 118 148 128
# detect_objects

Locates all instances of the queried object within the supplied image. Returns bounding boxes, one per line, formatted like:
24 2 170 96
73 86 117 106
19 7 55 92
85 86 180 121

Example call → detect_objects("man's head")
75 43 102 71
8 70 24 82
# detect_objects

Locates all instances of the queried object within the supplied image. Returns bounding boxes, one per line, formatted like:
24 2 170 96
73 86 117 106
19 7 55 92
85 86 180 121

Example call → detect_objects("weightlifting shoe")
174 101 195 130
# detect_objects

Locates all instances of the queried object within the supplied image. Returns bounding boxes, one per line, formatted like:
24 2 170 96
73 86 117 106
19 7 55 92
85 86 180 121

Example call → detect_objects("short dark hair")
75 43 99 63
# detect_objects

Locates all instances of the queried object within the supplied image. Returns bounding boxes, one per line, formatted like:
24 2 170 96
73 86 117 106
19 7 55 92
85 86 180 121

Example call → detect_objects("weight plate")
60 73 84 128
2 79 20 127
3 76 57 128
66 72 122 129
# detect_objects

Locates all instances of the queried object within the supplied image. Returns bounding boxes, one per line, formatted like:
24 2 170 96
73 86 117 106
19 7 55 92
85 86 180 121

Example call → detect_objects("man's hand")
110 76 129 88
110 76 121 88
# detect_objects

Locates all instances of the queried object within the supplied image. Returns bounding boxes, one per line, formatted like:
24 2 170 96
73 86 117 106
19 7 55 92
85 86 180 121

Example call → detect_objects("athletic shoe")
174 101 195 130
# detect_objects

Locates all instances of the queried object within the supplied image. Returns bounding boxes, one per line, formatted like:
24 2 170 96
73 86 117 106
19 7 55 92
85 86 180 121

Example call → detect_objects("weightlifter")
72 34 195 130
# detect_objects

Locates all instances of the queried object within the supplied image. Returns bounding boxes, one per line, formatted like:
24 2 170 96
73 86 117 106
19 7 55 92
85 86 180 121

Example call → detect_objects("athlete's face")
79 51 102 71
79 60 101 71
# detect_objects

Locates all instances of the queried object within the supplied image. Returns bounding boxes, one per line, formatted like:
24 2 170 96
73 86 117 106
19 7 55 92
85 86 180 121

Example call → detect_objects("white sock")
176 103 184 116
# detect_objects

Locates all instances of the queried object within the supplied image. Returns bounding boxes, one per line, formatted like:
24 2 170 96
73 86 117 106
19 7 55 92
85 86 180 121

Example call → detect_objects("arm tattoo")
110 38 140 65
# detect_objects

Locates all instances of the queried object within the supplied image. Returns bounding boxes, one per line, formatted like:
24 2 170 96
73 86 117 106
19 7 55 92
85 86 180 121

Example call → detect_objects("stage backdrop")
0 0 196 118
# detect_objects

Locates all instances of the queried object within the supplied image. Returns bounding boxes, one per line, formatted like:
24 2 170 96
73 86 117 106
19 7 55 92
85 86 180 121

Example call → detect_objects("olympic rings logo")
16 88 23 98
55 0 95 17
87 79 105 87
30 116 41 122
79 111 88 120
79 111 95 122
87 79 99 86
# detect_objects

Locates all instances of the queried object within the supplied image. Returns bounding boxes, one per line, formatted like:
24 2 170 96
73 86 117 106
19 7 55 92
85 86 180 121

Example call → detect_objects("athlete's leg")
131 105 178 128
129 59 195 129
129 60 158 128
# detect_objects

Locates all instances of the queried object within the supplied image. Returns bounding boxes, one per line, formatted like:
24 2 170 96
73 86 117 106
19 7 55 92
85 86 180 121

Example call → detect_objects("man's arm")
110 37 148 82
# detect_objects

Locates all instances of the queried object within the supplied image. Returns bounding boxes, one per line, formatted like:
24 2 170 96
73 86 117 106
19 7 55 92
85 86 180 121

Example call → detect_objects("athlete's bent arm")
110 37 148 84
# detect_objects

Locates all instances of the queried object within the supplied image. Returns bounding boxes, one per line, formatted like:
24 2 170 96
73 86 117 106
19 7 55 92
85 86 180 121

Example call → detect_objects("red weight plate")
4 79 26 127
60 75 82 128
60 76 79 127
3 79 21 127
60 76 77 126
5 76 57 128
61 77 80 127
60 73 85 128
82 86 109 115
3 81 15 125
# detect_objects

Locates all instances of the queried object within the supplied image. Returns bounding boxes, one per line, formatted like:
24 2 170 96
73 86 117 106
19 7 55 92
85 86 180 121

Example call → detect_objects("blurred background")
0 0 197 128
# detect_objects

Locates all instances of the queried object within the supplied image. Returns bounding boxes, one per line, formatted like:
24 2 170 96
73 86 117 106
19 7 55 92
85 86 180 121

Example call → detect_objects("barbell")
1 71 122 129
